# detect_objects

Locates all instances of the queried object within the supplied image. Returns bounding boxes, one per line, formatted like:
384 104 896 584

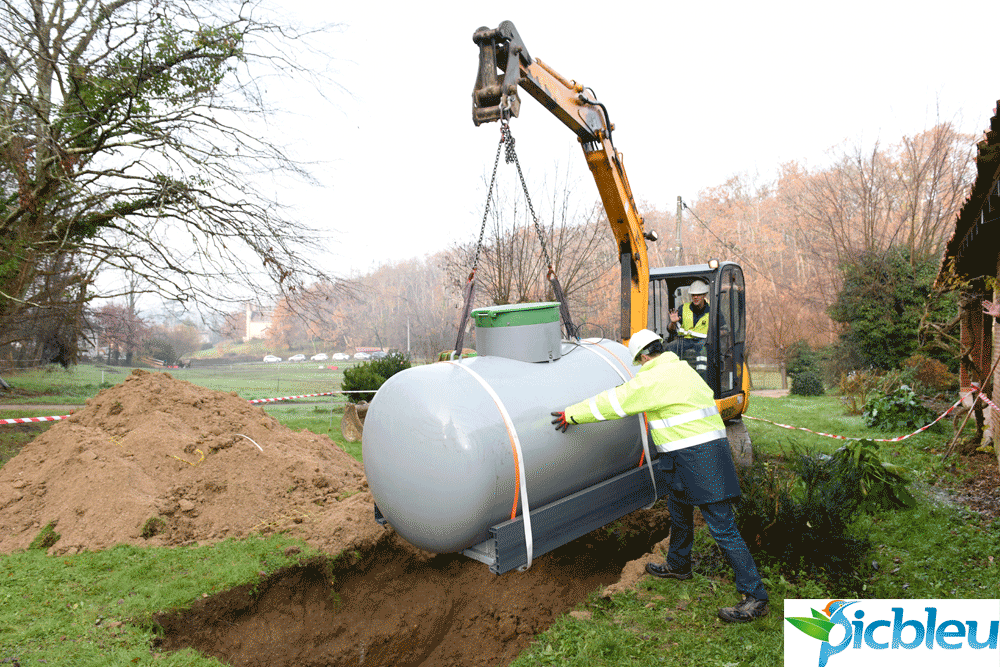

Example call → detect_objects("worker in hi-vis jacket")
550 329 769 623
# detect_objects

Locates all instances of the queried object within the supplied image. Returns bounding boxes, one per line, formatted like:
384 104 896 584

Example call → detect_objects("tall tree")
828 247 956 370
94 301 147 365
0 0 343 363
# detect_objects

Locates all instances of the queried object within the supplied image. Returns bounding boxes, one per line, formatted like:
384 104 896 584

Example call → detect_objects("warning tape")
0 414 70 425
248 391 337 404
976 392 999 412
745 398 964 443
0 390 375 425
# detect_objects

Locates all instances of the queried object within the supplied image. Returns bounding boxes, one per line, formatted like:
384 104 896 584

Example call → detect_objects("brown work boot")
718 596 769 623
644 562 692 580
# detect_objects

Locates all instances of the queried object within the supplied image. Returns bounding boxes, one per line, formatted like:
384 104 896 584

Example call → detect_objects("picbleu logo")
784 599 999 667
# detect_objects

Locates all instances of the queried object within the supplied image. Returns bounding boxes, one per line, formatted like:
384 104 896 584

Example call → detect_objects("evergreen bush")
784 340 820 378
734 448 871 592
791 370 824 396
341 352 411 403
862 384 933 431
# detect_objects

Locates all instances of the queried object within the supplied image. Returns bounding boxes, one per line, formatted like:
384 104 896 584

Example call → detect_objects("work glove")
550 411 574 433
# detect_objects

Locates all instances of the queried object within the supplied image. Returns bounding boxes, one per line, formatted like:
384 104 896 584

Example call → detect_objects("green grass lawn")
2 367 998 666
0 361 360 404
0 536 326 666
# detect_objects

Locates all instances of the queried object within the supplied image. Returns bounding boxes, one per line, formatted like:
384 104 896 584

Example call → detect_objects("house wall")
959 293 994 392
993 262 1000 462
244 303 272 342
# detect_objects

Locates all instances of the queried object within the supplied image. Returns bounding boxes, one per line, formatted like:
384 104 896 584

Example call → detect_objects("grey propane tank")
362 302 645 554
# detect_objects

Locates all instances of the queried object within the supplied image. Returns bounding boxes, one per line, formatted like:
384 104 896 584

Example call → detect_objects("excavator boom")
473 21 651 341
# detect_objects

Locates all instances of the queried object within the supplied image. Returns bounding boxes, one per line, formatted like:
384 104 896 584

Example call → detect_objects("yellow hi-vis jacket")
563 351 726 453
676 301 709 339
562 351 741 505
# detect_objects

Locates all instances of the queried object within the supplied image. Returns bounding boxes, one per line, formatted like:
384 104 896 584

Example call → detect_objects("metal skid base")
374 460 664 575
463 461 663 575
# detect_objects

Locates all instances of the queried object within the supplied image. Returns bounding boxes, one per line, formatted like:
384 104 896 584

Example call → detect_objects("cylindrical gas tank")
363 304 643 554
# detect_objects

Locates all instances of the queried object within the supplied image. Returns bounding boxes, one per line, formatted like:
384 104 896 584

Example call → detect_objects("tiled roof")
937 100 1000 285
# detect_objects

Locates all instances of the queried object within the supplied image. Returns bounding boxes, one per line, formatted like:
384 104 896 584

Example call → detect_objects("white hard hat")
627 329 662 363
689 280 709 295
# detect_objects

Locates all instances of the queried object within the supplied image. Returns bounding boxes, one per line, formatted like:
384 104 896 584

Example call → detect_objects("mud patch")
155 507 672 667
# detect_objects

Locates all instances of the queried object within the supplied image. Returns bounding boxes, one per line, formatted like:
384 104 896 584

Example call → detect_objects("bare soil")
0 369 674 666
948 451 1000 523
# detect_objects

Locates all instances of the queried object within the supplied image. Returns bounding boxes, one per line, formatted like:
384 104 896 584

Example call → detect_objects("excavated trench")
154 505 672 667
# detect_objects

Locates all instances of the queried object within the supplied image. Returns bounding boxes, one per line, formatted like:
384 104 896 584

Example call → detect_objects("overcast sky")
270 0 997 277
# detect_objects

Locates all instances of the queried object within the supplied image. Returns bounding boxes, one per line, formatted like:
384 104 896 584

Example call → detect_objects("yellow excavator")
472 21 751 456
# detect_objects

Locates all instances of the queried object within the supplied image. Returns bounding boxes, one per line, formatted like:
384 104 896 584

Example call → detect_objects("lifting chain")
452 121 508 359
503 124 579 340
453 120 579 360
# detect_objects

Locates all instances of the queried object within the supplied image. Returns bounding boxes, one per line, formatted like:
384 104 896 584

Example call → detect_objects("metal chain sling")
453 120 579 359
503 126 579 341
451 121 507 359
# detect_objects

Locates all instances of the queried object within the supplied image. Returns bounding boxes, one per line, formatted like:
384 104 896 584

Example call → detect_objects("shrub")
862 384 933 431
791 371 824 396
839 369 879 415
829 439 916 512
734 449 871 592
341 352 411 404
903 354 957 393
784 340 820 378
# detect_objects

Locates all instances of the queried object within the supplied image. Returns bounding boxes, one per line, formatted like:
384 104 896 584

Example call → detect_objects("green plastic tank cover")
471 302 560 328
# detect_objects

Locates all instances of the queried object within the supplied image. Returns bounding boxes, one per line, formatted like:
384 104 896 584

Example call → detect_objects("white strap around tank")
444 360 534 571
577 340 658 508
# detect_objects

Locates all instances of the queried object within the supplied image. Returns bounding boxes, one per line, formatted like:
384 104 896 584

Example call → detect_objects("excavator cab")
647 261 749 422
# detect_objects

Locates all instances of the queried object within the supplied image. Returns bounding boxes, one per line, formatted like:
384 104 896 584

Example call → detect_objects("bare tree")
94 301 148 365
445 171 617 333
0 0 345 363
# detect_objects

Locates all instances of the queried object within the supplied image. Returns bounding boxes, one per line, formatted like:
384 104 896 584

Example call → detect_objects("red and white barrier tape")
0 414 70 425
976 392 999 412
1 390 374 425
745 398 963 443
248 391 337 404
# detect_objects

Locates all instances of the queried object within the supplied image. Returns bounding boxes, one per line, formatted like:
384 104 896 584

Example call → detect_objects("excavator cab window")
647 276 710 383
714 265 746 398
647 263 746 401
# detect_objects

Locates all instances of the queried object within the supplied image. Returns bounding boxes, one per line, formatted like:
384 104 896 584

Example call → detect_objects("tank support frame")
374 460 665 575
467 458 664 574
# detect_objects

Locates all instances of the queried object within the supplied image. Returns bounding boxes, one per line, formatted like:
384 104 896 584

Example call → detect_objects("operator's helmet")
627 329 662 364
688 280 709 295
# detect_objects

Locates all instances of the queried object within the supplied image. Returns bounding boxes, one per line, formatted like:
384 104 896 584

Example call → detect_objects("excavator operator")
666 280 711 376
668 279 710 342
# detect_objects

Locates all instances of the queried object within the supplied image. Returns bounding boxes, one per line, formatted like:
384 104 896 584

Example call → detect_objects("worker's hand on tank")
550 411 573 433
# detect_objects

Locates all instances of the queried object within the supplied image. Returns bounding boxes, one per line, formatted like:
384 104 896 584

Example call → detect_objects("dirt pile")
0 369 378 555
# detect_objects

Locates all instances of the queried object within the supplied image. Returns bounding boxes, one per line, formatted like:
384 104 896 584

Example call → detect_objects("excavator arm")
472 21 653 341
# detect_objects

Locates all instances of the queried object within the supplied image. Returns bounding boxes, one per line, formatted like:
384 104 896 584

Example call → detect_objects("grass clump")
28 521 60 551
140 517 167 539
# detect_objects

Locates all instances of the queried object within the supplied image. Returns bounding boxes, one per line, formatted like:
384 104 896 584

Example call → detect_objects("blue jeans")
665 493 769 601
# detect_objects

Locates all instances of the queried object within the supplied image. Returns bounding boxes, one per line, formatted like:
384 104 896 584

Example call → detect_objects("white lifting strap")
445 360 534 571
577 341 658 509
